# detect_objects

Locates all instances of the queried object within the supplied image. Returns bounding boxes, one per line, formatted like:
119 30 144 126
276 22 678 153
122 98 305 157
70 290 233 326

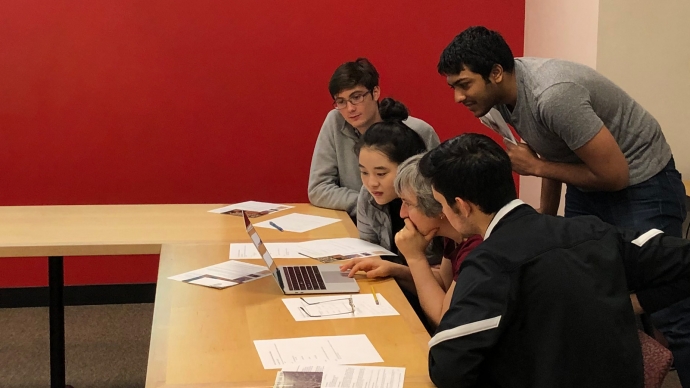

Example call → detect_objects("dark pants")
565 157 690 387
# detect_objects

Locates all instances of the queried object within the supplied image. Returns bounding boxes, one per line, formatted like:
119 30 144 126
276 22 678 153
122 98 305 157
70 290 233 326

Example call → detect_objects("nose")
400 203 409 218
347 101 357 112
362 175 376 190
454 89 466 104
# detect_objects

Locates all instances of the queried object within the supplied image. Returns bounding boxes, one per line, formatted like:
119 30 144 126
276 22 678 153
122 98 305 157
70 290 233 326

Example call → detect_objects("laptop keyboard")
283 266 327 291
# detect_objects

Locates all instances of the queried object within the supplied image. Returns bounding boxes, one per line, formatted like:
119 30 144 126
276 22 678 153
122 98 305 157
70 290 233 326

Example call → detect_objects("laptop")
243 211 360 295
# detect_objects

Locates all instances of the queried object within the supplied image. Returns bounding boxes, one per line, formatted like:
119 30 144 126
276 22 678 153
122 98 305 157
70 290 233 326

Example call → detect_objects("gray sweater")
308 109 440 217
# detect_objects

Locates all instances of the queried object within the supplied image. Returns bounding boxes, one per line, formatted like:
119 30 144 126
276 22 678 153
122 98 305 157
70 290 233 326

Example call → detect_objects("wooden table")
0 204 375 388
145 243 434 388
0 204 355 257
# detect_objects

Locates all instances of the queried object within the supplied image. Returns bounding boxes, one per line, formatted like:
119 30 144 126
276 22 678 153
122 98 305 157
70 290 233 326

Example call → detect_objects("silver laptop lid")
243 211 283 287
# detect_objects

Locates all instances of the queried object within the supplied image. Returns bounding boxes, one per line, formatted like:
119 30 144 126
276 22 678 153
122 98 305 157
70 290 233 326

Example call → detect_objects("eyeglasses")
333 91 372 110
299 295 355 317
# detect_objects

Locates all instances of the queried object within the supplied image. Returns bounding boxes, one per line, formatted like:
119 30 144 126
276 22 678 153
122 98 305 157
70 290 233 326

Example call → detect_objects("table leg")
49 256 67 388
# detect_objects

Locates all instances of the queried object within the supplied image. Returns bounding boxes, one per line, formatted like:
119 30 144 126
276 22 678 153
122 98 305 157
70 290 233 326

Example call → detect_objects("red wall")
0 1 525 287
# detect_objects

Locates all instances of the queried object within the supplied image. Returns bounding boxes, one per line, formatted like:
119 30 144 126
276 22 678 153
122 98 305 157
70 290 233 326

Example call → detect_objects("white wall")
521 0 600 212
597 0 690 178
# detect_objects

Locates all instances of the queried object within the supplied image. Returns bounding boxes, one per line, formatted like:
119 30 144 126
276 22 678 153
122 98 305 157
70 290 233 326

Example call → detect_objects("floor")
0 303 682 387
0 304 152 388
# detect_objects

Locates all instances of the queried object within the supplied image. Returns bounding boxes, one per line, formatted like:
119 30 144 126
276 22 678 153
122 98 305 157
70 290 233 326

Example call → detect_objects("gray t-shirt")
308 109 440 217
495 57 672 187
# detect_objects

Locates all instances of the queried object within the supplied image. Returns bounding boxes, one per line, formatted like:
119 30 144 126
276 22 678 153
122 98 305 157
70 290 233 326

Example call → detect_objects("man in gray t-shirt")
437 26 689 387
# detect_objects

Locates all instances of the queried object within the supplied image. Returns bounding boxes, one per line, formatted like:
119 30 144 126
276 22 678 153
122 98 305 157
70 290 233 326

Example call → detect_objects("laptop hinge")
276 268 287 291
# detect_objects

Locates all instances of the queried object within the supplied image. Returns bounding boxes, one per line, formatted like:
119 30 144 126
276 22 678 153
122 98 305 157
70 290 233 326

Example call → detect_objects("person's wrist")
387 263 404 277
405 252 428 265
532 158 547 177
398 247 424 261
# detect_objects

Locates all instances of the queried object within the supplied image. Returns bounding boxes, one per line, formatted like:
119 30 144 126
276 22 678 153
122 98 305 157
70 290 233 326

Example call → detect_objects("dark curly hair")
438 26 515 81
419 133 516 214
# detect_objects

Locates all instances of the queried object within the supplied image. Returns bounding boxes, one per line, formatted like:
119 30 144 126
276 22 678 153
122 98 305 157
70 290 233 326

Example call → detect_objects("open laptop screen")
242 211 280 282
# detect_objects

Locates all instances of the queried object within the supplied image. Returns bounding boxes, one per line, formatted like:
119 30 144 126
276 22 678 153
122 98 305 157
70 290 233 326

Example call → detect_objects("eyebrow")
338 90 367 99
358 165 389 171
449 78 471 87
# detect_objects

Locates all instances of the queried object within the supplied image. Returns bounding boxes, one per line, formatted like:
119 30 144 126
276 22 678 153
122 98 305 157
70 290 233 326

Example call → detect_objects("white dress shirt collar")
484 199 527 239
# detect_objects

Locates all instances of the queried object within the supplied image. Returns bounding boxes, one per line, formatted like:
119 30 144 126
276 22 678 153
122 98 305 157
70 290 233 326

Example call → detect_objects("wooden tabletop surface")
0 204 356 257
145 244 434 387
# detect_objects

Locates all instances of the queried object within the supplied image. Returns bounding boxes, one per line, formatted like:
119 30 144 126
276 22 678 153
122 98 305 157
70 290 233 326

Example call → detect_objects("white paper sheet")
229 242 303 259
209 201 293 216
279 365 406 388
282 294 398 321
229 238 394 261
254 213 341 233
298 238 395 259
168 260 271 289
479 108 517 145
253 334 383 369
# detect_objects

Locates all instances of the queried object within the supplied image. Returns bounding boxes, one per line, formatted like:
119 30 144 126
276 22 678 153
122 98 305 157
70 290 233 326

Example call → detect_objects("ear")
372 86 381 101
490 64 504 84
454 197 472 218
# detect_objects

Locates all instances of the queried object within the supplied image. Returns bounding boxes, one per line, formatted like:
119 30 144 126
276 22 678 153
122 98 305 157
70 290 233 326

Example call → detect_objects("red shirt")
443 235 483 281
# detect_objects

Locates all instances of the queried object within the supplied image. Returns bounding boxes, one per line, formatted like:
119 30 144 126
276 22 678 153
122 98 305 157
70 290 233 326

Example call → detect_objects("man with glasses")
308 58 440 218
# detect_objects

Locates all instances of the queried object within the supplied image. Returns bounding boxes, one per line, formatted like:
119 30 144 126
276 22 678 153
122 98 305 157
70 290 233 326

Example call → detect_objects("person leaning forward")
419 133 690 388
437 27 690 385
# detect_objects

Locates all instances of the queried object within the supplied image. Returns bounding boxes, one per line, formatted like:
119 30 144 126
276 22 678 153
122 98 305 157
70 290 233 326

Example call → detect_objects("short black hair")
355 98 427 164
437 26 515 80
419 133 516 214
328 58 379 97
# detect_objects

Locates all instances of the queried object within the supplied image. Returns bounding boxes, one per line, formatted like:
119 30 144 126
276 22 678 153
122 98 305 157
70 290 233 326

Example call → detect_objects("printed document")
282 294 398 321
254 213 341 233
253 334 382 369
229 242 303 259
479 108 517 145
168 260 271 289
298 238 395 259
229 238 394 260
209 201 293 217
277 365 405 388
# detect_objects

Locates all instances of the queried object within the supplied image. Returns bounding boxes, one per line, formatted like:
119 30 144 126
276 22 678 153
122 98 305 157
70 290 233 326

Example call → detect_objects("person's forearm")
539 178 562 215
408 257 447 327
308 182 359 213
533 159 628 191
388 262 417 294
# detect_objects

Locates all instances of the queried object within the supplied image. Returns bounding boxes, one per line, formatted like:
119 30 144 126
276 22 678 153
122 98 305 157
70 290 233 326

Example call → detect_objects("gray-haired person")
341 154 482 328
